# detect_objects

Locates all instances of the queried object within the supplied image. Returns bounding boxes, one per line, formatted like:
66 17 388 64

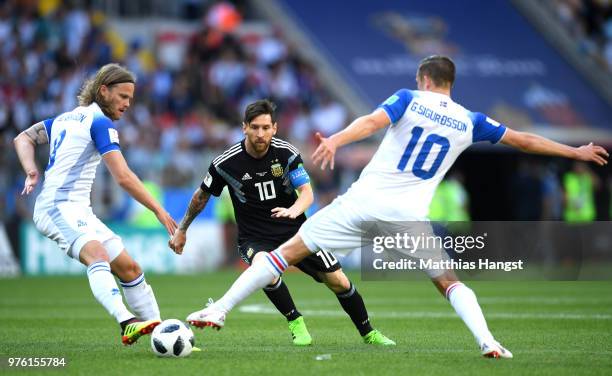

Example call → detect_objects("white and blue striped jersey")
342 89 506 220
35 102 121 209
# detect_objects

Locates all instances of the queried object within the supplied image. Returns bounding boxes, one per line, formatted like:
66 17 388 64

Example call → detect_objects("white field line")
238 304 612 320
242 296 612 306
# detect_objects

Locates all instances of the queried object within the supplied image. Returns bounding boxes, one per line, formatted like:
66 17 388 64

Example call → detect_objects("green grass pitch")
1 271 611 375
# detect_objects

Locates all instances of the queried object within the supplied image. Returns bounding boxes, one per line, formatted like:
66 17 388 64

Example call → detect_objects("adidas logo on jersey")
242 173 252 180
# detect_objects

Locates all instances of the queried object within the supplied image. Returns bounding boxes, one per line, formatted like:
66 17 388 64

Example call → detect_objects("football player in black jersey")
170 99 394 345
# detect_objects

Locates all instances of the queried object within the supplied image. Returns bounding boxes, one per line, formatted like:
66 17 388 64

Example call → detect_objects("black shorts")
238 240 342 283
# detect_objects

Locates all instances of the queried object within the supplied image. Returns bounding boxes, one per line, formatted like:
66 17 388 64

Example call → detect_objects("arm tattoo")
23 122 49 145
179 188 211 231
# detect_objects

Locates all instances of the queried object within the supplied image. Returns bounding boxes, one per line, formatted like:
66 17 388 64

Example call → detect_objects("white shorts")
298 198 447 278
299 197 371 256
33 202 124 261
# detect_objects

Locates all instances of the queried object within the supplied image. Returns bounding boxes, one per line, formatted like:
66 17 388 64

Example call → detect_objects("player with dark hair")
13 63 178 345
170 99 394 346
183 55 608 357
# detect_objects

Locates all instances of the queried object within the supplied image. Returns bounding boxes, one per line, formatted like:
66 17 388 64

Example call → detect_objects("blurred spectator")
208 47 247 102
541 163 564 220
289 101 314 144
550 0 612 72
512 161 544 220
310 91 347 136
205 1 242 33
429 171 470 222
563 161 599 222
256 28 287 65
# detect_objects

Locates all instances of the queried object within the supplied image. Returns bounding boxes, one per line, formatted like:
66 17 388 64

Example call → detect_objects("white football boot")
186 299 226 330
480 340 513 359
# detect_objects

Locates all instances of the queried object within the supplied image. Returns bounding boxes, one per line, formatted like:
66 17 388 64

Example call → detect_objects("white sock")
215 250 287 313
120 273 161 321
87 261 134 323
446 282 494 346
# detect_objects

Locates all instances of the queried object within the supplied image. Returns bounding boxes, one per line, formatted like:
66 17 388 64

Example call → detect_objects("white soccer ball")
150 319 195 357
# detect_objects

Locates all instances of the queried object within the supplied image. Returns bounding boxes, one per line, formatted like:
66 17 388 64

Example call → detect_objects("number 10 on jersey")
397 126 449 180
255 181 276 201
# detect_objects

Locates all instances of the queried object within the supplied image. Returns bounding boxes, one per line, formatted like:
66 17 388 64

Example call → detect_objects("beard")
96 96 118 120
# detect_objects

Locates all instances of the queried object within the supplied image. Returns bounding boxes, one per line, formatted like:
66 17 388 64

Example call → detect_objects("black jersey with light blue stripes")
200 138 307 244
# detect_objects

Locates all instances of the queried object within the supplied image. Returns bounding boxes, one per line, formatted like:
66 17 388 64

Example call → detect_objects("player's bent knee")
110 251 143 281
129 260 142 277
279 236 311 265
117 259 142 281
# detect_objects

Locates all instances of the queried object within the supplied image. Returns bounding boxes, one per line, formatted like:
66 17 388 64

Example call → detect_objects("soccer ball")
150 319 195 357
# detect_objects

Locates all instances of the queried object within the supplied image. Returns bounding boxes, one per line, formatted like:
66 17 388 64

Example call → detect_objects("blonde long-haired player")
14 63 177 345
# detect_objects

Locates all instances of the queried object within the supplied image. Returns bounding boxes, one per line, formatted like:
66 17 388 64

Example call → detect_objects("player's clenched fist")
169 229 187 255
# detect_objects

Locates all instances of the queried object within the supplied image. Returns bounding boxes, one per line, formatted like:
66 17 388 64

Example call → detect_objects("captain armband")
288 164 310 188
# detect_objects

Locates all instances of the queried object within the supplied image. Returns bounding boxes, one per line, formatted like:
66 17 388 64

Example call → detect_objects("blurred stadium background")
0 0 611 277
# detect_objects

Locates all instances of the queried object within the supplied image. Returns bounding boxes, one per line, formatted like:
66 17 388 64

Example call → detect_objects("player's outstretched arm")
312 109 390 170
169 188 211 255
103 151 177 235
13 122 49 195
271 183 313 219
500 128 609 166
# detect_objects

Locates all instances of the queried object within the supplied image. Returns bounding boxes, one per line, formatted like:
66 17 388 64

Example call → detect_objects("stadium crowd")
0 0 608 228
0 0 349 223
551 0 612 71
